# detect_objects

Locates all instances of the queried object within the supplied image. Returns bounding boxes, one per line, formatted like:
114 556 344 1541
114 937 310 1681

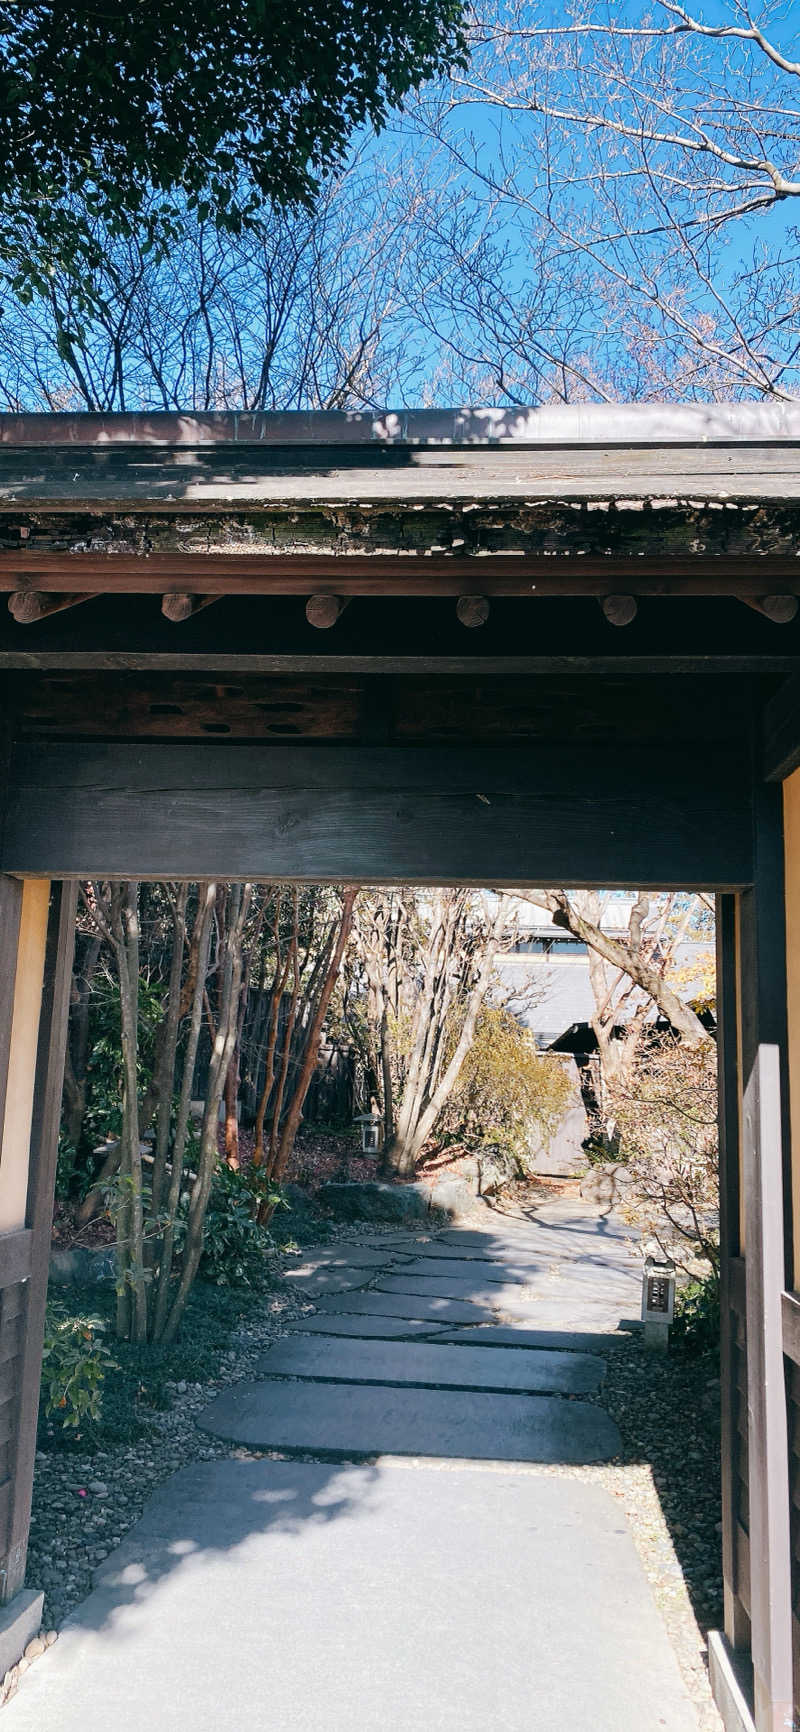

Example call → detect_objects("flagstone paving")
253 1335 606 1394
12 1199 703 1730
7 1459 699 1732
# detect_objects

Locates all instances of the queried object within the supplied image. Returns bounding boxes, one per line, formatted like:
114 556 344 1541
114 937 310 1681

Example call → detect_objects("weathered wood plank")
719 898 750 1650
731 1256 747 1317
783 1293 800 1368
0 1233 32 1293
0 879 22 1155
3 402 800 446
0 743 753 886
763 675 800 783
12 670 752 747
737 1523 753 1618
1 883 75 1602
739 785 795 1729
4 550 800 591
4 438 800 507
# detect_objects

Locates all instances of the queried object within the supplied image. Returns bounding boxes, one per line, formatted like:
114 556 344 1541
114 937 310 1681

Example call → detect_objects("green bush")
440 1006 572 1170
83 977 165 1148
40 1304 118 1434
671 1273 720 1356
195 1164 284 1289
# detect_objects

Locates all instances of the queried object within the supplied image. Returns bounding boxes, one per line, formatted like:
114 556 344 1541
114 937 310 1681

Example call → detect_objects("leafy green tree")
441 1006 571 1169
0 0 466 301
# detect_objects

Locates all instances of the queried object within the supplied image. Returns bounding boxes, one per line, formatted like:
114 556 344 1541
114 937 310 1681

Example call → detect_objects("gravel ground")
29 1217 723 1730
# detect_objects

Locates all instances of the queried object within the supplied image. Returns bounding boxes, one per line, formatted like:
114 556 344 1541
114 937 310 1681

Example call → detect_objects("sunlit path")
8 1202 702 1731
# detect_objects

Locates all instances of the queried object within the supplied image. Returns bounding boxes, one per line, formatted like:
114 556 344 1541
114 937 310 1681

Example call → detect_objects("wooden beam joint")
161 594 219 623
600 594 638 627
8 591 92 624
305 594 349 630
456 595 490 629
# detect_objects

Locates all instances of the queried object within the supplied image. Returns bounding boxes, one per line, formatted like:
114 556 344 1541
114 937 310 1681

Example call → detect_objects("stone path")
10 1198 702 1731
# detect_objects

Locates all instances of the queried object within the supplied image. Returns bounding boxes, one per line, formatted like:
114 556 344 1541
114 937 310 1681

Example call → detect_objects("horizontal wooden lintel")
2 552 800 598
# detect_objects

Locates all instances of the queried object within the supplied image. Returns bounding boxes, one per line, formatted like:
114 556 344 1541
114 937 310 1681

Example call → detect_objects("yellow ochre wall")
0 880 50 1233
784 770 800 1286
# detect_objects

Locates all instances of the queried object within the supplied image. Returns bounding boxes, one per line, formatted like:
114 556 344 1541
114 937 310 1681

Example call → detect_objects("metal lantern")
355 1111 384 1155
641 1251 676 1351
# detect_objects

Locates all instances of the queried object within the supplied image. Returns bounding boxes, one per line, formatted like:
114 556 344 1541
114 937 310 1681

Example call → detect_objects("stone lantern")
355 1111 384 1155
641 1250 676 1351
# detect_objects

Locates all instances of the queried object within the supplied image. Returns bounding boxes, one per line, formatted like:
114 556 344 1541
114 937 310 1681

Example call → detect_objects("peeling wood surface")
4 444 800 510
3 497 800 583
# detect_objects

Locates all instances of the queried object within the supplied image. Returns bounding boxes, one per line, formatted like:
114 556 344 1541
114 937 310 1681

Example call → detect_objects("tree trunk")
151 882 215 1341
383 893 511 1176
161 883 251 1345
270 889 357 1186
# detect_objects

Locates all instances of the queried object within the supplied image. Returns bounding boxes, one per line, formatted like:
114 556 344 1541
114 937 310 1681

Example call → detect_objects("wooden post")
3 882 76 1603
739 781 794 1732
716 893 751 1651
0 880 75 1606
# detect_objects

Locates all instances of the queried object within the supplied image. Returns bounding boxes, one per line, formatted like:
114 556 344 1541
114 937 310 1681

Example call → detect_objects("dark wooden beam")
5 550 800 598
763 674 800 782
1 740 753 886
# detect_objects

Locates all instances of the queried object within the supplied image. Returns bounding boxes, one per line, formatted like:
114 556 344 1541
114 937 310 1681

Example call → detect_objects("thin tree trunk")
150 884 188 1219
152 882 215 1341
270 889 357 1185
161 883 251 1345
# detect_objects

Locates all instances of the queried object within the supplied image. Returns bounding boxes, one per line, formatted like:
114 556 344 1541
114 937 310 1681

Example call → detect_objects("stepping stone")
282 1269 377 1296
398 1257 537 1284
200 1379 621 1464
284 1246 411 1269
317 1291 506 1324
257 1336 605 1395
377 1274 536 1303
289 1314 450 1340
436 1326 632 1351
8 1460 698 1732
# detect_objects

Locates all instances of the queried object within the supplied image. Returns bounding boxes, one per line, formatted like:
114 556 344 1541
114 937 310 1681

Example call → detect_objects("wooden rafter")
7 591 93 623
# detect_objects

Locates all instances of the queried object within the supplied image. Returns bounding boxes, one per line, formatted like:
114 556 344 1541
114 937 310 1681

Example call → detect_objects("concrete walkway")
9 1199 701 1731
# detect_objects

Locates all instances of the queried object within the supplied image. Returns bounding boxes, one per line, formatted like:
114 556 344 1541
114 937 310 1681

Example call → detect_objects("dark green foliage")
671 1274 720 1357
0 1 467 300
82 978 164 1148
194 1164 285 1289
39 1281 263 1449
40 1303 118 1436
54 1129 79 1202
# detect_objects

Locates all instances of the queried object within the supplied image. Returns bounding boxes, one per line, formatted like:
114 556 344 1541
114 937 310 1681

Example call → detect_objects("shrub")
440 1006 572 1170
196 1163 284 1289
40 1304 118 1434
672 1273 720 1355
612 1034 719 1279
